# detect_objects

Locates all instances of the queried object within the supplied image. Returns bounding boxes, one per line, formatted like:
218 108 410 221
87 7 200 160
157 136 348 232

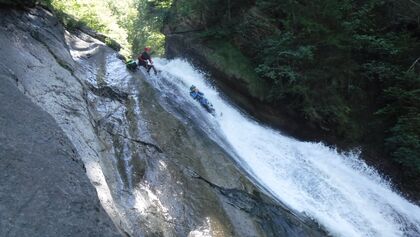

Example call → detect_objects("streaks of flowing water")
143 58 420 237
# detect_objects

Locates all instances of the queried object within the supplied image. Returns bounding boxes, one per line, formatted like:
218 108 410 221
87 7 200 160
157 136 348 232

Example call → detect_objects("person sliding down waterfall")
138 47 157 75
190 85 215 114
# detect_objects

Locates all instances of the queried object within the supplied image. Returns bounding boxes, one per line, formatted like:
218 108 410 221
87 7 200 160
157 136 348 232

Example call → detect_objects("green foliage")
386 115 420 174
53 10 85 31
49 0 134 55
166 0 420 176
48 0 170 57
253 30 354 133
205 40 268 98
49 0 420 176
198 26 230 40
126 0 170 57
376 71 420 174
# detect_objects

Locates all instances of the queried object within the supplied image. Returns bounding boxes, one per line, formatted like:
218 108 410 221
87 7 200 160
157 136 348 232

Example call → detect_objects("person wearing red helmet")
138 47 157 75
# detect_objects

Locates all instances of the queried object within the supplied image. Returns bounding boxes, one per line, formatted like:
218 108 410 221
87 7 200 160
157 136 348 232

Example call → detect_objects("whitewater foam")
147 58 420 237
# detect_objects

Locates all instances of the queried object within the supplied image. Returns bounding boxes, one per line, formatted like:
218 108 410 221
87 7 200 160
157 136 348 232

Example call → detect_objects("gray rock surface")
0 77 120 236
0 5 327 237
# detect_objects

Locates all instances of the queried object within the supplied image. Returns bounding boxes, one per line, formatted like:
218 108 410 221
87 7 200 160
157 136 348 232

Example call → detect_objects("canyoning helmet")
190 85 196 91
144 47 151 52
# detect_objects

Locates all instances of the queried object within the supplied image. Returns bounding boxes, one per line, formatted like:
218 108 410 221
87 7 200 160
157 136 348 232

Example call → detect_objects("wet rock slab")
0 5 327 237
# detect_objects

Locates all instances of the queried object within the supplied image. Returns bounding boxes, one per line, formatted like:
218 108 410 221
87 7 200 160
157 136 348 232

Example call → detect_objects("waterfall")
139 58 420 237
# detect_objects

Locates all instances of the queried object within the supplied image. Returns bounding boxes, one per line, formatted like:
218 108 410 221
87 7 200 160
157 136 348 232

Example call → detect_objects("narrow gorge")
1 1 420 237
0 5 327 237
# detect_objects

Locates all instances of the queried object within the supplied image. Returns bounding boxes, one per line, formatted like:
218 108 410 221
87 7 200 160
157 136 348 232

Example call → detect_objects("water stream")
140 58 420 237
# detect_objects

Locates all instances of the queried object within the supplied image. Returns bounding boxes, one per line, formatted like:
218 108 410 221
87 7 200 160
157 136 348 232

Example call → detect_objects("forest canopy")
163 0 420 178
45 0 168 56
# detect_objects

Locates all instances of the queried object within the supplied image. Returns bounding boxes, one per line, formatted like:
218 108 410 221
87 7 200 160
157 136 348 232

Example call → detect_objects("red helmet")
144 47 151 52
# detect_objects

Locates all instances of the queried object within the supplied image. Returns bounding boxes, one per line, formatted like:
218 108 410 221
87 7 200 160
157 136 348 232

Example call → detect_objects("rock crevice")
0 5 327 237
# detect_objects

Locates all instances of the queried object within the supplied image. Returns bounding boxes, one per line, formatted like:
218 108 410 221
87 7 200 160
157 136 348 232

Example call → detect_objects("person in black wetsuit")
138 47 157 75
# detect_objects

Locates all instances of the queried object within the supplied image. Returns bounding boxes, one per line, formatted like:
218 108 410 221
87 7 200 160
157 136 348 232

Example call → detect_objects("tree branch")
407 0 420 8
407 57 420 72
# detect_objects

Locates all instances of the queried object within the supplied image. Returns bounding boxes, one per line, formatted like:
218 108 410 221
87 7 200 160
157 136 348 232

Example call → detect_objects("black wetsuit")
138 52 150 66
138 51 157 74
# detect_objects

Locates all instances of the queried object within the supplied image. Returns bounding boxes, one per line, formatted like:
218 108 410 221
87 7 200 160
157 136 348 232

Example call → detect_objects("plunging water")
142 58 420 237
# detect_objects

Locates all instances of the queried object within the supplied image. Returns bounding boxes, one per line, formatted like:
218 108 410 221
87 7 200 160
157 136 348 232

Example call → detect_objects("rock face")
0 76 121 237
165 34 331 147
0 5 326 237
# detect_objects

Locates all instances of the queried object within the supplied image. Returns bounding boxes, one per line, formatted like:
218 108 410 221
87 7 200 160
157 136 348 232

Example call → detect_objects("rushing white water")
144 58 420 237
